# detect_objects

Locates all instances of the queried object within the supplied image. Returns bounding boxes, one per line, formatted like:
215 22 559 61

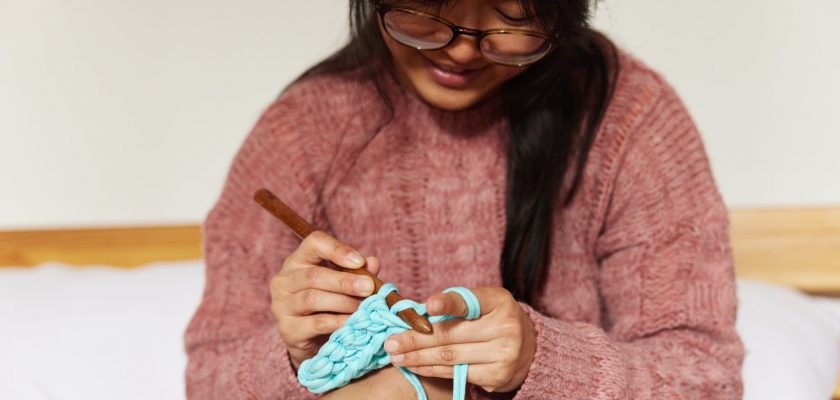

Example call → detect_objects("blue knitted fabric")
297 284 479 400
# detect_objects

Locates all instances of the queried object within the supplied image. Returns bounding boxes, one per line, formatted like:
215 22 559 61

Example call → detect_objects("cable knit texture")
184 50 744 399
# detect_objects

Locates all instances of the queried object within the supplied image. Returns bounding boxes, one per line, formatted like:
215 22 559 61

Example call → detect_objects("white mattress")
0 261 204 400
0 261 838 399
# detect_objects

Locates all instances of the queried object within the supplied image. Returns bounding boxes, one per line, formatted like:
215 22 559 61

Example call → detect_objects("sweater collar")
375 62 506 139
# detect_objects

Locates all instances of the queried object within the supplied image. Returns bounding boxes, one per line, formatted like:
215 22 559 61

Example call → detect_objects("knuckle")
438 346 457 363
300 289 318 312
277 326 290 343
282 251 297 267
439 295 460 315
500 339 520 361
304 268 323 287
490 369 508 387
499 317 521 336
281 256 292 270
404 333 419 352
304 231 333 257
312 314 335 333
277 320 294 342
339 275 357 293
501 289 515 303
270 300 284 318
457 298 469 316
297 340 317 354
269 275 283 293
308 230 329 243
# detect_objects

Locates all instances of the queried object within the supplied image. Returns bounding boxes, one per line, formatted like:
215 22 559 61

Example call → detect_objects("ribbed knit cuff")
507 303 629 399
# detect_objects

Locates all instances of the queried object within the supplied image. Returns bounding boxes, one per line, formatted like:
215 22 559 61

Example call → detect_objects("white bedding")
0 262 204 400
0 261 838 399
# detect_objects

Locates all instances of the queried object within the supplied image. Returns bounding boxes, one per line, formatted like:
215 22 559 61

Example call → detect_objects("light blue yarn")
297 284 480 400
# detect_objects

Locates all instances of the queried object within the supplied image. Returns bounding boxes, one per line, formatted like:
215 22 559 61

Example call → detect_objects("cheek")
382 33 426 81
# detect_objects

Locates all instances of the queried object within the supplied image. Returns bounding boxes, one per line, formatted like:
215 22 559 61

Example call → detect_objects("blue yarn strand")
297 284 481 399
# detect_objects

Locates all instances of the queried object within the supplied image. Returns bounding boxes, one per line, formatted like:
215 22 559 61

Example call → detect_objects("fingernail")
384 340 398 353
346 251 364 267
390 353 404 364
355 278 373 294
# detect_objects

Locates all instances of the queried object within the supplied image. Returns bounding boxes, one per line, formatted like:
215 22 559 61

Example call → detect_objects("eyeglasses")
376 6 555 67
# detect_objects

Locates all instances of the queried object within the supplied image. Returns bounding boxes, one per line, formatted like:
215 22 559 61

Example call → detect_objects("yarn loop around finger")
296 283 480 400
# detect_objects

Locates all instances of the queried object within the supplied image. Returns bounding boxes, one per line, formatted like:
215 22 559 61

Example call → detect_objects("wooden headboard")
730 208 840 296
2 208 839 290
1 207 839 397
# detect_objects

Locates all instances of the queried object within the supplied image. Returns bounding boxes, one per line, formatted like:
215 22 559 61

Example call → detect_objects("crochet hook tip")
400 308 433 334
416 319 433 334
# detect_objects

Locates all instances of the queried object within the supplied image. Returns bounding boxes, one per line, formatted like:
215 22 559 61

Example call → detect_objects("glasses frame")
376 5 556 67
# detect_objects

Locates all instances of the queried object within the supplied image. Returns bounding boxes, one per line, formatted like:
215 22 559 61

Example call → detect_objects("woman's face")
380 0 539 111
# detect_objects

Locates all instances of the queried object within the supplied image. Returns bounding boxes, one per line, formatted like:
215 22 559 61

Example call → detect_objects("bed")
1 208 838 399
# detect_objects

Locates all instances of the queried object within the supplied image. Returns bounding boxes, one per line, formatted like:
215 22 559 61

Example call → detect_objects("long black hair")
302 0 618 306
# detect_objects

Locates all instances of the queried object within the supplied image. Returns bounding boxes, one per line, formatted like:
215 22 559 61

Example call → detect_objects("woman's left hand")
384 287 536 393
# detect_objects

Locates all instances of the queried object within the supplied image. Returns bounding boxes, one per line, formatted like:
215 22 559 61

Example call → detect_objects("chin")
423 97 477 111
415 85 486 111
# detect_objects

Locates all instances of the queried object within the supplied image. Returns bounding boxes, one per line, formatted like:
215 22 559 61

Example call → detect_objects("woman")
185 0 744 398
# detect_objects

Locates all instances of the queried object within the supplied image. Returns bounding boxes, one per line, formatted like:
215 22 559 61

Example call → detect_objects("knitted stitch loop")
297 283 480 400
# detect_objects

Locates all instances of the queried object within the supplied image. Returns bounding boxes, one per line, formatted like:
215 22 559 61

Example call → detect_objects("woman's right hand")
270 231 379 370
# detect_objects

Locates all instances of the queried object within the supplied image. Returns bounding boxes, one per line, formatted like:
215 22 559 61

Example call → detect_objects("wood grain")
0 225 202 267
730 208 840 296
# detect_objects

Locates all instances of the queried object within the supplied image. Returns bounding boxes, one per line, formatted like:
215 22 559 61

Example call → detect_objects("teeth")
437 63 464 73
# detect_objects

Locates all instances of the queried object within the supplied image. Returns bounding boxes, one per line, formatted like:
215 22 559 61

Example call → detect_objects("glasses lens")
480 33 552 66
383 10 452 50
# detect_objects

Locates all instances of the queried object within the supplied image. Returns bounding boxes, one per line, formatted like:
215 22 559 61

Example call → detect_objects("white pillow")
737 279 840 400
0 261 205 400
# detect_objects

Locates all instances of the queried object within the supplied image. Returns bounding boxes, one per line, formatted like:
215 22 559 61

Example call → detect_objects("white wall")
592 0 840 208
1 0 837 229
0 0 350 228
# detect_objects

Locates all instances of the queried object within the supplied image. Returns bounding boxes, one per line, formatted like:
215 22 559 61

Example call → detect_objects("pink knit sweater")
184 51 744 399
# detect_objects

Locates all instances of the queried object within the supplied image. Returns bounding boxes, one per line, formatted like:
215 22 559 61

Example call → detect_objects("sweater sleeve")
184 82 336 399
474 79 744 399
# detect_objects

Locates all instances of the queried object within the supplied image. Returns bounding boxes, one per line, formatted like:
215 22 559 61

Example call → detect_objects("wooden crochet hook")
254 188 433 334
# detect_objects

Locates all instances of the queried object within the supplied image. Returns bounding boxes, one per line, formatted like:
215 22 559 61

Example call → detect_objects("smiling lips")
423 58 483 88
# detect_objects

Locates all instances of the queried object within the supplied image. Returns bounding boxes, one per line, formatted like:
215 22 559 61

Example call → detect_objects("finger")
288 289 362 316
302 313 350 337
384 319 494 354
290 231 366 270
425 292 467 316
426 287 511 317
408 364 520 393
280 313 349 345
405 365 454 380
365 256 381 276
390 342 499 367
287 266 374 297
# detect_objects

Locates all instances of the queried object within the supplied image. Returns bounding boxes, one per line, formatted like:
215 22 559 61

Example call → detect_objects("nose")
441 33 484 65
